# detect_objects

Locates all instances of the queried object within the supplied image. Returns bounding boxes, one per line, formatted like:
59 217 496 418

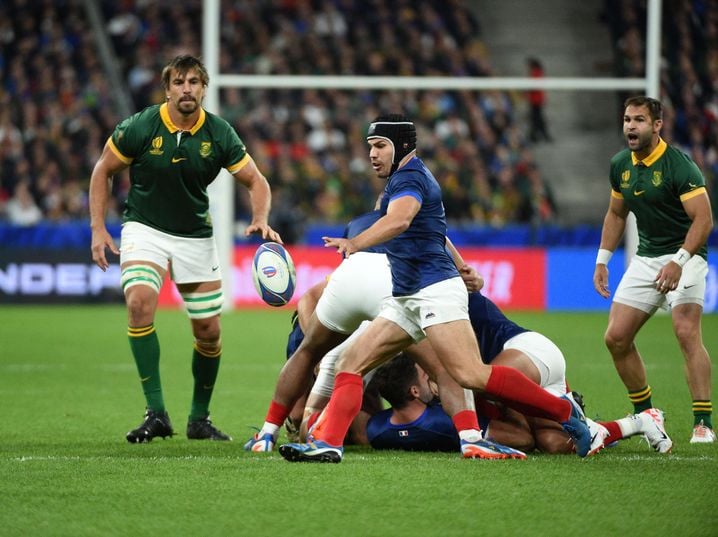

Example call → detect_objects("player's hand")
593 264 611 298
322 236 356 257
459 264 484 292
246 221 283 244
91 227 120 271
654 262 682 294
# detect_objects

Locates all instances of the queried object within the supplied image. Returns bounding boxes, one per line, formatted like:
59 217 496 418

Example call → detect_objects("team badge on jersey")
652 171 662 187
200 141 212 158
149 136 164 155
621 170 631 188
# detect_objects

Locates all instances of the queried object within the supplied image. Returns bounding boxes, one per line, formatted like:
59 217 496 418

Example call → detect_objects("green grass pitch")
1 305 716 536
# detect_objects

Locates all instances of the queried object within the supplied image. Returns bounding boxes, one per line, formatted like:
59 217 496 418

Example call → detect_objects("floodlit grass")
1 306 716 536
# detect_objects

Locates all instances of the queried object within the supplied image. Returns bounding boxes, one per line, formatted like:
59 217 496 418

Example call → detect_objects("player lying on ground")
366 353 671 455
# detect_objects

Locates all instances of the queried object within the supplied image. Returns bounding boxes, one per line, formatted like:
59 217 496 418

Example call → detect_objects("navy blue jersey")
379 157 458 296
285 312 304 360
468 292 528 364
366 402 459 452
344 210 387 254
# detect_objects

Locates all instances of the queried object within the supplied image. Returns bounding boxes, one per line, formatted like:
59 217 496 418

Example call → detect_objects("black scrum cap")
367 114 416 173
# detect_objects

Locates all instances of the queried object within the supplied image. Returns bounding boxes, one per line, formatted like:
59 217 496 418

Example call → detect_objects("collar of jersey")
632 137 666 167
159 103 206 135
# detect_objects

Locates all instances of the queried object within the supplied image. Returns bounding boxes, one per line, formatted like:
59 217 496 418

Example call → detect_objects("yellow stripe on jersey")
680 186 706 202
107 137 133 165
611 189 624 199
227 153 251 175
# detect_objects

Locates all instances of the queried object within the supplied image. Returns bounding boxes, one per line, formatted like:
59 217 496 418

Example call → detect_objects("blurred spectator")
5 179 42 226
526 57 552 142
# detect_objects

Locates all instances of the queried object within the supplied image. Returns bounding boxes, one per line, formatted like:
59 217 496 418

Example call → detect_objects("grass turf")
0 305 716 536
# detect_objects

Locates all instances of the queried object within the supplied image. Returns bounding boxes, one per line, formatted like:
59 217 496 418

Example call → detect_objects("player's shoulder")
202 108 236 132
609 148 631 166
118 104 161 129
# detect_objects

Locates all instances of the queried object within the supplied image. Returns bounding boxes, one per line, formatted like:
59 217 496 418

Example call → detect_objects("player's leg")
604 302 653 411
175 279 231 440
246 313 348 451
672 302 715 441
120 223 173 443
609 255 669 412
279 316 412 462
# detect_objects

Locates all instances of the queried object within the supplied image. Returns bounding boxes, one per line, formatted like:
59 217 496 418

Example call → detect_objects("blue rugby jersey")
344 210 387 254
366 402 459 452
379 157 458 296
468 292 528 364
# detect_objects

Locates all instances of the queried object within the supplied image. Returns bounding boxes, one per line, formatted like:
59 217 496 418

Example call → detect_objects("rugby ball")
252 242 296 307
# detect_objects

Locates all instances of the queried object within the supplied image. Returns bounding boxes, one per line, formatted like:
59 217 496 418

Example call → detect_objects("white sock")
260 422 280 438
616 414 643 438
458 428 482 443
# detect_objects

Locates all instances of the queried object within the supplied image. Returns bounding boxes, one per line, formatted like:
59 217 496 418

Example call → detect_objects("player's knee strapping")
121 264 162 294
181 289 224 319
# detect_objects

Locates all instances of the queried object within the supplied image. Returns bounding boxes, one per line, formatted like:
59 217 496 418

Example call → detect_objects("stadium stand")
0 0 714 243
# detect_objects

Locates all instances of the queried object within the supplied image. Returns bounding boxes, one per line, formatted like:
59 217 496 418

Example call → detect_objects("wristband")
671 248 691 267
596 249 613 265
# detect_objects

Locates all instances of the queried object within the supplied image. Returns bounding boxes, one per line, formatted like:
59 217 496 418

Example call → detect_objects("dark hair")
372 354 419 410
161 55 209 90
624 96 663 121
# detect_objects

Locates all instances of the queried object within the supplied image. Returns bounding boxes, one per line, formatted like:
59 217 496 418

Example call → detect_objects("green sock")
629 385 652 413
693 400 713 428
189 347 221 421
128 325 164 412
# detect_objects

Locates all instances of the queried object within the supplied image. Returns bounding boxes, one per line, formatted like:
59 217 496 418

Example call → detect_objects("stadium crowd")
0 0 715 241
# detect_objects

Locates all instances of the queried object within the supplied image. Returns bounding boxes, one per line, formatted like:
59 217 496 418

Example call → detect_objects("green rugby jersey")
108 103 250 238
609 138 708 259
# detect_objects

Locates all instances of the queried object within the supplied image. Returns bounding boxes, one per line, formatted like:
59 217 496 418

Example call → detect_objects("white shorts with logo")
120 221 221 284
379 276 469 343
614 253 708 314
315 252 392 335
502 331 567 397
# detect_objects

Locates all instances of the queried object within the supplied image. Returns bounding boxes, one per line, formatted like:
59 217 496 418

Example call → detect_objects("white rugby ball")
252 242 296 307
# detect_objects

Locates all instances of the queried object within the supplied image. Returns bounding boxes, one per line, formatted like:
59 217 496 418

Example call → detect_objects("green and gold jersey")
108 103 250 238
609 138 707 259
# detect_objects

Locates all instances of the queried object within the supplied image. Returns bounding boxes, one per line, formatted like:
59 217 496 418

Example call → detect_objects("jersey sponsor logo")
634 190 645 196
399 430 409 437
211 265 219 271
171 157 187 163
149 136 164 155
684 283 697 289
200 141 212 158
620 170 631 188
652 171 662 187
689 182 699 188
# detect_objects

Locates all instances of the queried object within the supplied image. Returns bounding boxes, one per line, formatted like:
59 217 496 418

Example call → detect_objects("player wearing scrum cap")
279 114 596 463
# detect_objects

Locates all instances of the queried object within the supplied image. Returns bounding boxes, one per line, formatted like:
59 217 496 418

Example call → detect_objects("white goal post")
202 0 661 309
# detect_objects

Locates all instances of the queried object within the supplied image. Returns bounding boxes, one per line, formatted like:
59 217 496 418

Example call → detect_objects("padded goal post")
202 0 662 309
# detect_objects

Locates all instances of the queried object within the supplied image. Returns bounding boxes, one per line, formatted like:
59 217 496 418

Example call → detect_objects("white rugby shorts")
379 276 469 342
502 331 567 397
315 252 392 334
120 221 221 284
614 253 708 314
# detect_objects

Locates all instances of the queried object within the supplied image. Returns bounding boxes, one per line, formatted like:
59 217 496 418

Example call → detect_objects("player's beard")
176 97 199 115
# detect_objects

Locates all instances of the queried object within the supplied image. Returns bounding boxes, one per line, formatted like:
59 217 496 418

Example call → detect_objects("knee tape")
121 265 162 294
181 289 224 319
